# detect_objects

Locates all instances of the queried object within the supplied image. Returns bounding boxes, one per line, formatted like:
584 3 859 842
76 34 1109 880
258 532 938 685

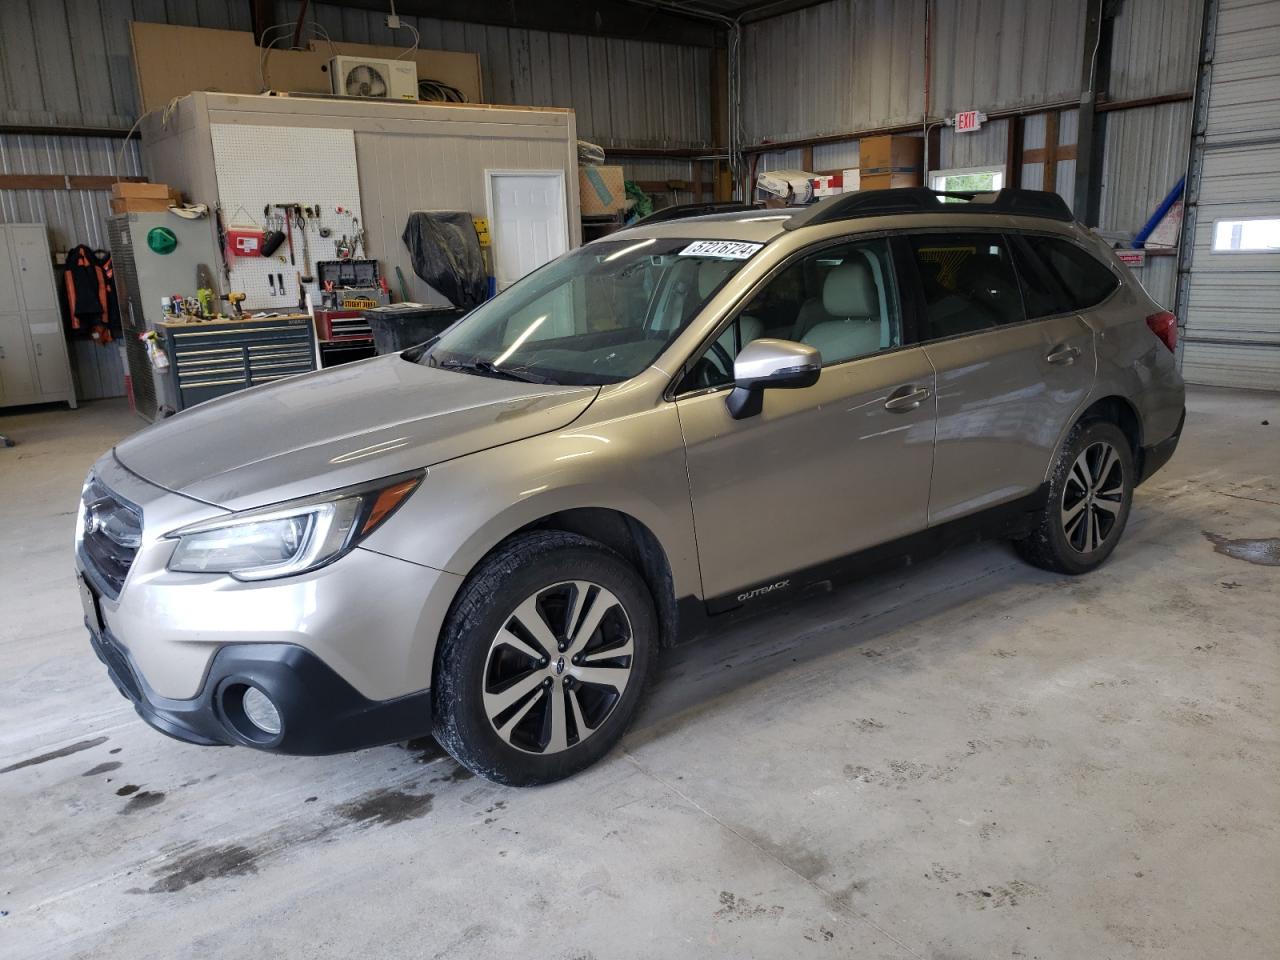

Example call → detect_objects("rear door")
905 231 1096 525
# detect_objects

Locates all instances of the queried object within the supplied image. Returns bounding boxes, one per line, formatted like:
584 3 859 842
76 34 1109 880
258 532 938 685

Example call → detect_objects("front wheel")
433 531 657 786
1015 420 1134 575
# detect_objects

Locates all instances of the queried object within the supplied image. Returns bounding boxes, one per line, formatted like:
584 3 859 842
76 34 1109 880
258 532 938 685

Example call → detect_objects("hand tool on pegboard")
213 204 232 284
275 204 296 266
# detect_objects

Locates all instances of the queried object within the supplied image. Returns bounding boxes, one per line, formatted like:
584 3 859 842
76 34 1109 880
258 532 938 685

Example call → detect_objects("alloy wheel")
1061 440 1126 554
481 581 635 755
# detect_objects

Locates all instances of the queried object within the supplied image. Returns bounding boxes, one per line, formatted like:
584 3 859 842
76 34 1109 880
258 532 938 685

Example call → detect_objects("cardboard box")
110 191 182 214
858 173 922 191
859 135 923 185
579 165 627 216
110 181 172 200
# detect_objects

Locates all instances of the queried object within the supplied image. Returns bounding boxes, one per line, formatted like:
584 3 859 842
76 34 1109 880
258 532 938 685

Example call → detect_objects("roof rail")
782 187 1074 231
633 200 762 225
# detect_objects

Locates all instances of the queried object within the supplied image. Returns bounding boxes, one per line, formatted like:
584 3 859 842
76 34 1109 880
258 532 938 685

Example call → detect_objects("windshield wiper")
438 357 557 385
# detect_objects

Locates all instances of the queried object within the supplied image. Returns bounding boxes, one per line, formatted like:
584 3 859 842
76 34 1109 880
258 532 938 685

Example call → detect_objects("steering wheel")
686 340 736 390
708 340 734 377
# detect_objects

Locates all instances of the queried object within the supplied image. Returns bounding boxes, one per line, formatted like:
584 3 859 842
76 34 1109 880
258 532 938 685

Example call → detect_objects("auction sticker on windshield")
679 240 763 259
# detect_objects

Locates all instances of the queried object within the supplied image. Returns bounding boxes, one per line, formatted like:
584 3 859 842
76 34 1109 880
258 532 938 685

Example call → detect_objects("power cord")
418 79 466 103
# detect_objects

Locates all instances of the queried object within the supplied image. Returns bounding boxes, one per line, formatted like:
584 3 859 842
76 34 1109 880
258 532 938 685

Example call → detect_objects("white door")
486 170 569 291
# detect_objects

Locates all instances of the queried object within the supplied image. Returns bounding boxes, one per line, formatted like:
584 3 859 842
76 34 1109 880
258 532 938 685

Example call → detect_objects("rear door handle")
1046 344 1081 365
884 384 930 412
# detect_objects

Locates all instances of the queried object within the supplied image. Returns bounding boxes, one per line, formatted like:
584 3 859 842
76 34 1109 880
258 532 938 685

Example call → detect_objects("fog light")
241 686 282 735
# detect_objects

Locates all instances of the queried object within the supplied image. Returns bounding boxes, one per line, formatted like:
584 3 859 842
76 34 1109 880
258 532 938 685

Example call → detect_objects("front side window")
420 237 759 385
1022 235 1119 309
909 233 1025 339
679 238 902 391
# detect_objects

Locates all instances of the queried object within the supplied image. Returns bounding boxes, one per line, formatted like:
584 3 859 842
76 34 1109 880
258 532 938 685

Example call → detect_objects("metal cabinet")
159 315 317 411
0 225 76 410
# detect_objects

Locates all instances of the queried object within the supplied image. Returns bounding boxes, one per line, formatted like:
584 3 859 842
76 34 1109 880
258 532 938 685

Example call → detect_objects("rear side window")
909 234 1025 339
1022 235 1119 309
1009 237 1075 318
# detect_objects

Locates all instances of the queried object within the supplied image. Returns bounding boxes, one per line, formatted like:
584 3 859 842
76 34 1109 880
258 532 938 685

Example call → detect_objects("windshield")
418 237 761 385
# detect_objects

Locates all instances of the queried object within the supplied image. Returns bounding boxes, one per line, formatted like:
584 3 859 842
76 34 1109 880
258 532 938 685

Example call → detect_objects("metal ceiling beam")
731 0 846 24
311 0 726 46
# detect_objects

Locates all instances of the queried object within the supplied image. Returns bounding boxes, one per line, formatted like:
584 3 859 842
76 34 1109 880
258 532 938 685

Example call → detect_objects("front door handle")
884 384 930 412
1046 344 1081 365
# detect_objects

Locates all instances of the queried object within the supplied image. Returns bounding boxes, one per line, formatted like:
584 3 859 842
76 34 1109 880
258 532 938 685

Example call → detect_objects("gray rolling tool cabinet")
157 314 317 411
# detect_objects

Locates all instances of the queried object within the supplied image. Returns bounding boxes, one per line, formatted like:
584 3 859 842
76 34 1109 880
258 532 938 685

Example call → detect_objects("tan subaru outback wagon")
76 188 1185 784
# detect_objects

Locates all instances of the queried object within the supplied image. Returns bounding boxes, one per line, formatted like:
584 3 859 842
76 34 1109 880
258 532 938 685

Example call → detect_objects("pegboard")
211 124 366 308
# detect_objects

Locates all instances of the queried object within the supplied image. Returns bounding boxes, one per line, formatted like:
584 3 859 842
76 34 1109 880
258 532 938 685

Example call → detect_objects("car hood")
114 355 599 511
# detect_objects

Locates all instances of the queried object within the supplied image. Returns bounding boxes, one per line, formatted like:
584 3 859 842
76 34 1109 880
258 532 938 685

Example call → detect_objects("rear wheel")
433 531 656 785
1015 420 1134 575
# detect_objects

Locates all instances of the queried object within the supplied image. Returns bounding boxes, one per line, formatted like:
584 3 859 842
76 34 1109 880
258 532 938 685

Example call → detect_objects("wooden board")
129 23 483 116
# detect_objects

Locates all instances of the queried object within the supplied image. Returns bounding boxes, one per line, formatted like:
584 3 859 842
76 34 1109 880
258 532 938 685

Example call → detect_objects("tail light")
1146 311 1177 353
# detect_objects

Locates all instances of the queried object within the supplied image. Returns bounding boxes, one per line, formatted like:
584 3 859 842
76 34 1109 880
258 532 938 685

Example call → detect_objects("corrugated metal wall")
741 0 1089 145
0 135 142 250
742 0 1200 146
300 3 712 150
929 0 1085 117
1108 0 1203 99
0 1 712 149
0 0 253 130
0 0 713 255
1097 101 1193 307
742 0 926 144
739 0 1201 313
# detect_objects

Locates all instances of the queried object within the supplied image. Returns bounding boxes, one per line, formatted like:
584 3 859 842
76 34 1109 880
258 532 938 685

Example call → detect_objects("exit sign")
954 110 984 132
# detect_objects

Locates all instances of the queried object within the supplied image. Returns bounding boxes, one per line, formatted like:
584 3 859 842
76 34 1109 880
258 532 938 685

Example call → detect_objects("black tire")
1014 419 1135 575
433 530 657 786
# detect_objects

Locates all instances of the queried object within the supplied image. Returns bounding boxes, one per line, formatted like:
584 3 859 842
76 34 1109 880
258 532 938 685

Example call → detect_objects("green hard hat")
147 226 178 254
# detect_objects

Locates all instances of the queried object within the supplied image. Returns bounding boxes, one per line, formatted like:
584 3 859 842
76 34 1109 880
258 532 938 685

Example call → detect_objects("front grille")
80 478 142 599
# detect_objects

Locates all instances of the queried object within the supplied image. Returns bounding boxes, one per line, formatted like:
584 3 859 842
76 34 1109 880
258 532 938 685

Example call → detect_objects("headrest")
698 260 737 299
822 260 878 317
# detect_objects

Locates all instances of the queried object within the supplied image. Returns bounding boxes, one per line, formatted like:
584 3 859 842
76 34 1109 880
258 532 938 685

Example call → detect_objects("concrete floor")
1 386 1277 959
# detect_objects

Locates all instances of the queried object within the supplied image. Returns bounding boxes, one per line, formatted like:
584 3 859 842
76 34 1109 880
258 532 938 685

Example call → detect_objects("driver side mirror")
726 338 822 420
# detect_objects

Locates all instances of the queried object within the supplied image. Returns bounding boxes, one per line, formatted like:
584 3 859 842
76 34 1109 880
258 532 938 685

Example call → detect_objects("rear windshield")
419 237 761 385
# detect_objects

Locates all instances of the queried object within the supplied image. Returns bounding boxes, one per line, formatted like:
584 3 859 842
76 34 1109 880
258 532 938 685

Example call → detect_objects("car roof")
601 210 799 244
602 188 1085 247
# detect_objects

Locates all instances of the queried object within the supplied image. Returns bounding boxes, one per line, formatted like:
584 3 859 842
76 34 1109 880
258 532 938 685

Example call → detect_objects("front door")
903 231 1096 524
674 237 936 605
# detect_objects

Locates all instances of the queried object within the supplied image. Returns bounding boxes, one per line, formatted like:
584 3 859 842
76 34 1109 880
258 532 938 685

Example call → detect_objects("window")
1009 236 1075 319
423 237 756 385
929 167 1005 199
1022 235 1118 309
1212 218 1280 252
909 234 1025 339
678 238 901 392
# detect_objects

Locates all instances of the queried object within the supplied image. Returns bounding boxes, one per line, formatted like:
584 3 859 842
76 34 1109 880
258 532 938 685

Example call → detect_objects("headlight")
165 471 423 581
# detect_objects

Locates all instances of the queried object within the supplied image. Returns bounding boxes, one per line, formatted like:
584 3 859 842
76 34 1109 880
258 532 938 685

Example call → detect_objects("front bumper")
85 606 433 754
